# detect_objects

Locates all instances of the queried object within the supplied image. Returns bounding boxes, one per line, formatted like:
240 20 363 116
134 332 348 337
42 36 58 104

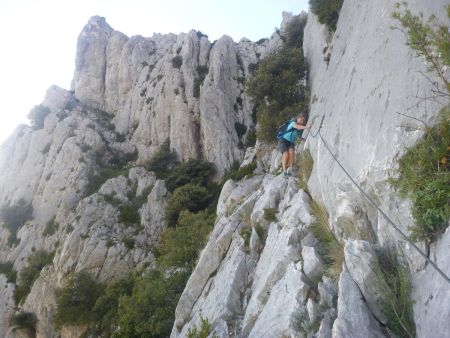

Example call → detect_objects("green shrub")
92 274 135 336
118 205 140 227
196 31 208 39
84 167 128 197
244 128 257 148
309 0 344 32
103 194 122 207
187 316 214 338
172 55 183 68
156 210 214 270
390 107 450 242
254 223 267 244
145 141 179 179
9 311 37 331
105 238 114 248
263 208 277 222
234 122 247 139
248 62 258 75
43 216 59 237
14 250 54 305
284 14 308 47
309 199 343 281
28 105 50 130
240 226 252 251
165 184 213 227
1 199 33 242
0 262 17 283
54 272 105 329
116 269 189 338
122 237 135 250
246 16 308 144
377 248 416 338
165 159 216 192
221 162 257 183
113 211 215 337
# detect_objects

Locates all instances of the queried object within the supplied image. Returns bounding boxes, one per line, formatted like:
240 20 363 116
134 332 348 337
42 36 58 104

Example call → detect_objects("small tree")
54 272 104 329
172 55 183 68
145 140 179 179
246 15 309 143
309 0 344 32
165 159 216 192
92 274 135 336
116 270 188 337
157 210 214 270
165 184 213 227
10 311 37 332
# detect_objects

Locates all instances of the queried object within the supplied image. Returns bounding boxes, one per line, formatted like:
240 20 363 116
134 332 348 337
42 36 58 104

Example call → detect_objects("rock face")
171 175 316 338
0 1 449 337
171 0 450 337
71 15 284 176
0 12 290 338
303 0 450 336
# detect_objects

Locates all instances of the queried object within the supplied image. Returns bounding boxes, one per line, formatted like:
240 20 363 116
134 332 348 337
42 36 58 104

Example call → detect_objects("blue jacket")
283 121 303 143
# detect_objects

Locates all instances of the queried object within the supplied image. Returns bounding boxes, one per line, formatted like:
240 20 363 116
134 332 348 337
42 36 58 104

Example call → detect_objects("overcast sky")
0 0 309 144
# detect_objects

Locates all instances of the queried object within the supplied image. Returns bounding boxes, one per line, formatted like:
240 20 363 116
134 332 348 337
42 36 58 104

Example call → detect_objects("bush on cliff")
390 107 450 242
0 262 17 283
165 184 213 227
145 140 179 179
165 159 216 192
247 15 309 143
391 4 450 243
309 0 344 32
156 210 214 270
116 270 188 338
54 272 105 329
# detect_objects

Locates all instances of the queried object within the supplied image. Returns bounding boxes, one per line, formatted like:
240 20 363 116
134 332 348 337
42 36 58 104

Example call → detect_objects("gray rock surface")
303 0 450 337
0 1 448 337
172 175 317 338
0 276 14 338
344 240 387 324
302 246 324 283
70 14 286 176
332 267 386 338
412 227 450 338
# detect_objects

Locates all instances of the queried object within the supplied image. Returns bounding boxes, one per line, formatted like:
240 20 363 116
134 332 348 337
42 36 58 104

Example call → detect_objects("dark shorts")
277 139 295 154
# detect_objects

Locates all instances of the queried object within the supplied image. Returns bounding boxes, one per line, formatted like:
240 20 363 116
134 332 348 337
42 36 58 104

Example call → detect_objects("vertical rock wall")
303 0 450 337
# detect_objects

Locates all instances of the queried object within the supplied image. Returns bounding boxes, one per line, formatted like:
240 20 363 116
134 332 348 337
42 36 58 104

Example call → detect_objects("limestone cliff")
171 0 449 337
0 12 290 338
0 1 449 337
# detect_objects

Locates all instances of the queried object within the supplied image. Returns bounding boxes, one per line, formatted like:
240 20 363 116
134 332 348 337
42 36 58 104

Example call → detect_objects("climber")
277 112 311 177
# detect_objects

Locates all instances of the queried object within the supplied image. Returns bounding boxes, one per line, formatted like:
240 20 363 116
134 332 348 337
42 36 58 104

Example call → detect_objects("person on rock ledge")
277 112 312 177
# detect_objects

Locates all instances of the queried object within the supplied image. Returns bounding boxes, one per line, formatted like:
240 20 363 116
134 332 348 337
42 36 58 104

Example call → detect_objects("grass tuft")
376 247 416 338
309 199 344 281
